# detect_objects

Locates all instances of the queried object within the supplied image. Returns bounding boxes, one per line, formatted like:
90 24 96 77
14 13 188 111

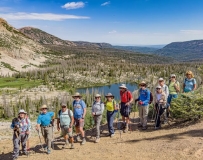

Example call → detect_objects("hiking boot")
123 126 129 133
47 149 51 154
142 126 147 130
62 141 69 149
154 126 160 130
43 146 48 151
95 137 100 143
76 135 81 142
81 138 86 145
110 134 115 138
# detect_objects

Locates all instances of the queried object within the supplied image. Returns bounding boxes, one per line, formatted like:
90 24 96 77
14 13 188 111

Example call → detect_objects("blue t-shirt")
184 78 196 92
73 100 86 119
37 112 54 126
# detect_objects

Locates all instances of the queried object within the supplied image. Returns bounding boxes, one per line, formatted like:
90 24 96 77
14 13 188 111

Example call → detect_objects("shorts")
61 126 73 137
74 118 84 128
120 102 131 117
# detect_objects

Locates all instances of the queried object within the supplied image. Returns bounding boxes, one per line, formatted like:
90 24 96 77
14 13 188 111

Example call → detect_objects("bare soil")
0 114 203 160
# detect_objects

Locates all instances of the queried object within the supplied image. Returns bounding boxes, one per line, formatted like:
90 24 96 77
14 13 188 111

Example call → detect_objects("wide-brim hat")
158 78 164 81
139 81 147 86
72 92 82 98
170 74 176 78
105 93 114 98
61 103 67 107
95 94 101 98
156 85 162 89
18 109 27 114
119 84 127 89
40 104 48 110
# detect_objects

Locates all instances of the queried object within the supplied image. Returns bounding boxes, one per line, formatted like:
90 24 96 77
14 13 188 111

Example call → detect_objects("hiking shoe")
81 138 86 145
110 134 115 138
62 142 69 149
70 143 75 149
154 126 160 130
22 152 28 156
76 135 81 142
43 146 48 151
95 137 100 143
47 149 51 154
142 126 147 130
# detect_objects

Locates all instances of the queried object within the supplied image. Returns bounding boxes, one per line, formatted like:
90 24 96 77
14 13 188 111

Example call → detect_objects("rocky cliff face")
0 18 47 75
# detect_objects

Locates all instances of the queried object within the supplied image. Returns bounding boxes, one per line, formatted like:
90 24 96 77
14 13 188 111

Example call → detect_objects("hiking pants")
93 115 102 138
138 105 149 127
167 94 178 105
13 133 28 159
107 111 116 135
41 126 52 149
155 103 165 127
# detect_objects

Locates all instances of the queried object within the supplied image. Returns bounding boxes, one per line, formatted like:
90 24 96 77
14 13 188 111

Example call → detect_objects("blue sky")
0 0 203 45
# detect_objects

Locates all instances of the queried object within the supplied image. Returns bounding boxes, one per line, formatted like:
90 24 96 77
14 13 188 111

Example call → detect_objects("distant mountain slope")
0 18 47 75
72 41 112 48
155 40 203 61
113 46 159 54
19 27 76 46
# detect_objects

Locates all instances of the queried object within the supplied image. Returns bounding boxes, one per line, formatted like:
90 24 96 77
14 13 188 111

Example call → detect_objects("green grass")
0 77 42 88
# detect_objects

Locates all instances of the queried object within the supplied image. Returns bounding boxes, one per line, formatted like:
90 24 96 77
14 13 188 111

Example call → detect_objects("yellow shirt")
106 100 116 111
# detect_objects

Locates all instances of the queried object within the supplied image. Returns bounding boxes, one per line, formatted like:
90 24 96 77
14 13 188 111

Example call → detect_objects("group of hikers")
10 71 197 159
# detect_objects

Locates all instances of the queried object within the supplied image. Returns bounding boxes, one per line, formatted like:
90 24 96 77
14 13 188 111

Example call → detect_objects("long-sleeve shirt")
92 101 104 115
11 118 31 133
137 89 150 106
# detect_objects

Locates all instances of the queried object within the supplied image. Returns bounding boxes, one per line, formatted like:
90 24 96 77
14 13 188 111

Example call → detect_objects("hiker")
136 81 150 130
183 71 196 93
72 92 86 145
11 109 31 160
154 86 167 129
158 78 170 118
36 105 55 154
57 103 74 149
91 94 104 143
119 84 133 133
105 93 118 137
168 74 180 105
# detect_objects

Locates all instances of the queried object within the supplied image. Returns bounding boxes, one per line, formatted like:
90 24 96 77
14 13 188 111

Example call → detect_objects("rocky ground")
0 113 203 160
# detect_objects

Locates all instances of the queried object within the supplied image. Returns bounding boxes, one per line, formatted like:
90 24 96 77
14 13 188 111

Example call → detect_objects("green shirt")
169 81 179 95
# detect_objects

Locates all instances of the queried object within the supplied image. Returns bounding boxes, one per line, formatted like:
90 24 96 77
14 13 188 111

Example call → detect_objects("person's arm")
82 101 86 118
128 92 133 104
70 114 74 128
193 79 197 90
92 103 95 115
36 116 41 130
174 82 180 92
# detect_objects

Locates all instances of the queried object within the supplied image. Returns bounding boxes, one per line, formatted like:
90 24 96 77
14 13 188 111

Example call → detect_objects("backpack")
58 109 72 123
139 89 153 104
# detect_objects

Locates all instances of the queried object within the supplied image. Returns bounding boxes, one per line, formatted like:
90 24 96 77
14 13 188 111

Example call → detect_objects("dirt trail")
0 115 203 160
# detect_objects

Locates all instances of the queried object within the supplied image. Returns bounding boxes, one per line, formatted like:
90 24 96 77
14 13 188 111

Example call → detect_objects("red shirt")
120 90 132 103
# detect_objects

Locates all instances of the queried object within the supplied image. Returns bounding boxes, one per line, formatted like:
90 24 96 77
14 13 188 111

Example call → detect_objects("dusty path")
0 116 203 160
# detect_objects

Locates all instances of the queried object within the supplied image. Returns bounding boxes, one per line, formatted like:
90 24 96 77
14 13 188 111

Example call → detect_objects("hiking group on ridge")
10 70 197 159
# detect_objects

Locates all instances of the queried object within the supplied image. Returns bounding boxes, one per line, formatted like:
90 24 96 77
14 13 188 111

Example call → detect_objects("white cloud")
62 1 85 10
180 30 203 35
101 1 110 6
0 12 90 21
0 7 11 12
109 30 117 34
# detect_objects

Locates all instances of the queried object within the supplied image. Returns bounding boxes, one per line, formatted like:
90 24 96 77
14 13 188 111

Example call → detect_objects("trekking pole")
37 130 45 153
128 105 132 134
51 125 55 150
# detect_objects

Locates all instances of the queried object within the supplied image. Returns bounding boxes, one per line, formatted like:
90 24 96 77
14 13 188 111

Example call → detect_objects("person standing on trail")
183 71 196 93
168 74 180 105
119 84 133 133
11 109 31 160
57 103 74 149
92 94 104 143
36 105 55 154
154 86 167 129
158 78 170 117
72 92 87 145
105 93 118 137
137 81 150 130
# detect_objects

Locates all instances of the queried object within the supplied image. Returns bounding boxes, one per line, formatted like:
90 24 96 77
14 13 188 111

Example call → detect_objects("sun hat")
156 85 162 89
158 78 164 81
40 104 48 110
61 102 67 107
72 92 82 98
95 94 101 98
139 81 147 86
119 84 127 89
170 74 176 78
105 93 114 98
18 109 27 114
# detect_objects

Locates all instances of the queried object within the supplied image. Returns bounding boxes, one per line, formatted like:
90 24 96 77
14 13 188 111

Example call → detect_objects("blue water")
76 83 138 100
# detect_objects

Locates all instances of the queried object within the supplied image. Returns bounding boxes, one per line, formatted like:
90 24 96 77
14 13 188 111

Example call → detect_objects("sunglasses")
159 80 163 82
171 77 175 78
95 97 100 99
187 74 191 75
156 88 161 90
74 96 79 98
42 108 47 110
140 85 145 87
62 106 66 108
